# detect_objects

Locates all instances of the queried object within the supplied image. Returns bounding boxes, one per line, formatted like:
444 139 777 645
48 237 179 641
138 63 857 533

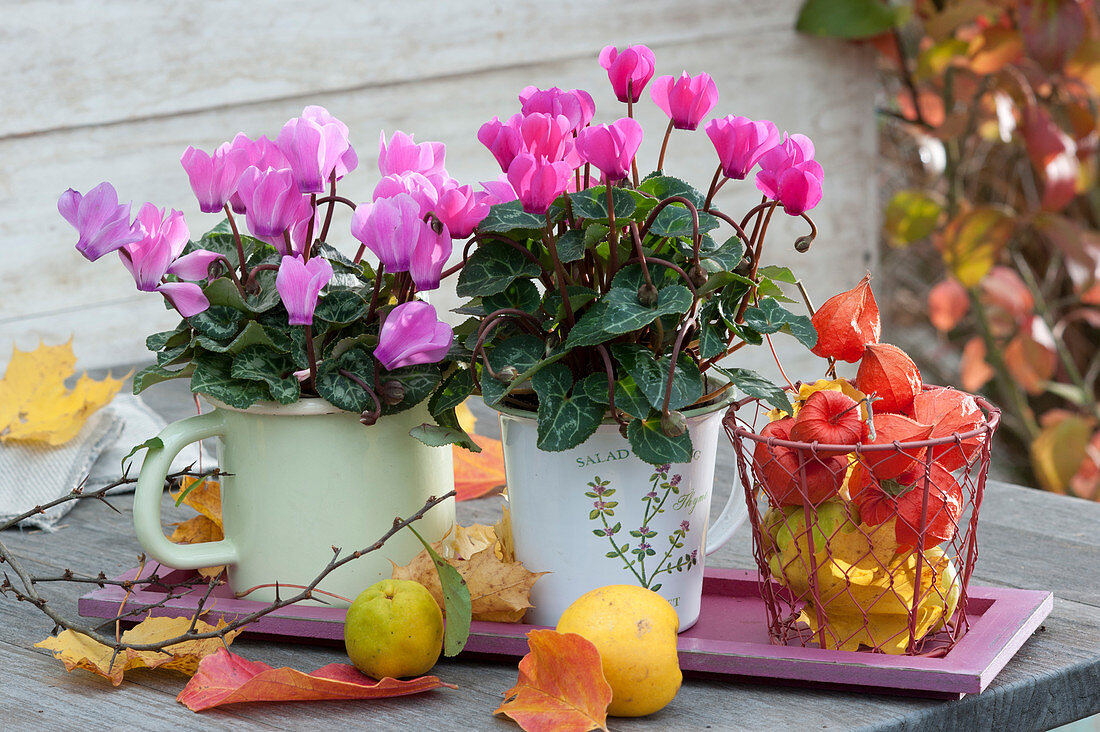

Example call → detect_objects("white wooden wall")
0 1 878 384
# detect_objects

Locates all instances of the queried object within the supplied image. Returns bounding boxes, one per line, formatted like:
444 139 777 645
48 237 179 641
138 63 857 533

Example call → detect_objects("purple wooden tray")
78 564 1050 698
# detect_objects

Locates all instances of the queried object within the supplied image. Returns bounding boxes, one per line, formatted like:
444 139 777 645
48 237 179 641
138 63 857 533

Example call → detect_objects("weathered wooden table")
2 379 1098 730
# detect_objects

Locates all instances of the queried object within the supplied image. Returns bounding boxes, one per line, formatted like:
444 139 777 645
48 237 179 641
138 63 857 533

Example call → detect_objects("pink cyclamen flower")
650 72 719 131
519 86 596 131
180 142 249 213
477 114 524 172
575 117 644 183
374 301 453 370
704 115 780 180
257 195 314 256
275 255 333 326
506 154 572 215
275 112 352 194
755 133 824 216
599 44 656 103
480 175 519 206
227 134 289 213
235 166 309 239
378 130 447 179
301 105 358 180
519 113 574 164
435 183 490 239
372 172 440 219
410 222 452 291
350 193 423 272
119 204 214 317
58 182 142 261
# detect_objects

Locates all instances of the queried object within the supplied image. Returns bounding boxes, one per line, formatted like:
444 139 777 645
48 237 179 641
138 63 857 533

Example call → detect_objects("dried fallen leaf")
454 433 506 501
169 478 225 578
35 615 241 686
177 647 455 711
495 629 612 732
0 341 125 445
171 477 223 524
170 514 223 545
393 523 545 623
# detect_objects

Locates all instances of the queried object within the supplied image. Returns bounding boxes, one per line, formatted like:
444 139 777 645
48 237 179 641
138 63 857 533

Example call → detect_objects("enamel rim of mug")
200 394 347 417
491 377 738 424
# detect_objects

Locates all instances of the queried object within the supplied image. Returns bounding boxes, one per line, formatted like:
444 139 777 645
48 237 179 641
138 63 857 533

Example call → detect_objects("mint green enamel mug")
132 397 455 606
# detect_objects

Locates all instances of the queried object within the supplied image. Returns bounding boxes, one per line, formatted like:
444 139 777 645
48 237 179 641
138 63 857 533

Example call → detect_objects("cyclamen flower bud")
661 410 687 438
496 365 520 383
637 283 659 307
379 380 406 406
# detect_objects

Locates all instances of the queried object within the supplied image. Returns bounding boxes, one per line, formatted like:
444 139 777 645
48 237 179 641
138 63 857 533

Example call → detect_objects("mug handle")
705 469 748 555
132 410 240 569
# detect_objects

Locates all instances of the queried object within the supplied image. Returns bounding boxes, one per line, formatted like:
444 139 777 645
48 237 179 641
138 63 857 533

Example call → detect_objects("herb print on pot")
588 468 699 592
462 44 834 627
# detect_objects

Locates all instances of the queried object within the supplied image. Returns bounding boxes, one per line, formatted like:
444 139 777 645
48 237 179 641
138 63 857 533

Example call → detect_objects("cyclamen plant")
60 106 484 448
455 44 826 464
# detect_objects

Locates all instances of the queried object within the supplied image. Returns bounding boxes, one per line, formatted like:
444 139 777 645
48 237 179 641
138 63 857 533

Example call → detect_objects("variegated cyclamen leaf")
580 372 653 421
602 284 693 335
713 365 792 413
627 417 693 465
532 363 605 452
314 289 369 324
190 352 268 409
611 343 703 412
456 241 543 298
481 334 546 407
315 347 376 413
379 364 442 416
232 346 301 404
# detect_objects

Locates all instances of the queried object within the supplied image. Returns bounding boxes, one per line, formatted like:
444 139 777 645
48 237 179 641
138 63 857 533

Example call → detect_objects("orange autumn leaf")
495 629 612 732
0 340 125 445
177 647 455 712
927 277 969 332
959 337 995 394
453 433 506 501
35 615 241 686
810 273 881 363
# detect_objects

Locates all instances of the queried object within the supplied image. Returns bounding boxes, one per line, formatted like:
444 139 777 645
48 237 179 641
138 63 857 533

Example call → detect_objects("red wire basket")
724 386 1001 656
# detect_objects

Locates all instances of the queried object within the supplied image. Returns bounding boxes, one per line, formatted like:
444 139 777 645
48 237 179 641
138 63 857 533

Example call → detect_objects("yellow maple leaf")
168 477 225 578
35 615 242 686
0 341 126 445
393 521 545 623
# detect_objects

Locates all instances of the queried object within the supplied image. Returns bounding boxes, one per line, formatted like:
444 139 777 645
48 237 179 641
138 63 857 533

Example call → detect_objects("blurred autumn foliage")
799 0 1100 500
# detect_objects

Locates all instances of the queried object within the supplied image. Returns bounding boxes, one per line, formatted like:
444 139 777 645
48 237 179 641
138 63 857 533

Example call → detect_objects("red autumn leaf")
1032 212 1100 291
454 433 506 501
911 387 987 471
927 278 970 332
851 461 964 549
810 273 881 363
978 266 1034 336
859 412 936 481
856 343 922 413
177 648 455 712
495 629 612 732
1020 0 1086 72
1022 105 1080 212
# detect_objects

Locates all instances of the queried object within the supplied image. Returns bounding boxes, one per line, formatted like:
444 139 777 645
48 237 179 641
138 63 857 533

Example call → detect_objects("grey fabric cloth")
0 394 213 531
0 409 123 530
